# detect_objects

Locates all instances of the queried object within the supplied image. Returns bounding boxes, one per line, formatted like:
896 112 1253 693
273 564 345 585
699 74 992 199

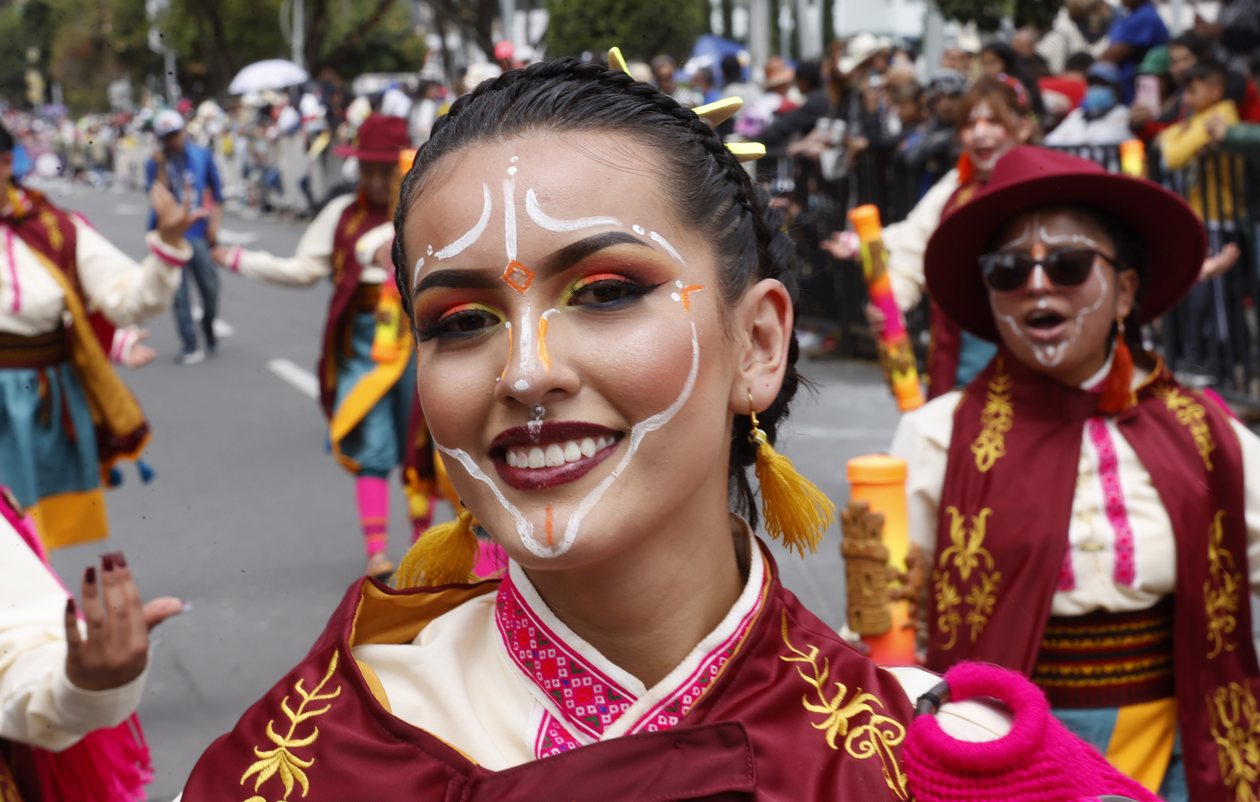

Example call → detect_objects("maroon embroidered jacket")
925 351 1258 802
183 554 917 801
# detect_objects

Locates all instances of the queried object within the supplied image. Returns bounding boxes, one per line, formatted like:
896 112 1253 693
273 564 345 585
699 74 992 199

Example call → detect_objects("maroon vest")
183 550 918 801
317 193 391 419
927 352 1258 802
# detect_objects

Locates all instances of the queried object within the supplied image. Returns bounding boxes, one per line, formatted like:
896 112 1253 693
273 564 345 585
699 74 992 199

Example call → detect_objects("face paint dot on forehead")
508 166 518 176
427 245 434 256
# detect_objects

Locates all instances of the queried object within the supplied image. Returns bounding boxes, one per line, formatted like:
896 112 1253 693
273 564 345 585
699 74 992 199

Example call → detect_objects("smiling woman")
177 62 1155 802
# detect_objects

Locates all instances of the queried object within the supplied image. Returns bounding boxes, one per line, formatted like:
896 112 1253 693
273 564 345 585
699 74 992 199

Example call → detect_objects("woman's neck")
522 489 746 689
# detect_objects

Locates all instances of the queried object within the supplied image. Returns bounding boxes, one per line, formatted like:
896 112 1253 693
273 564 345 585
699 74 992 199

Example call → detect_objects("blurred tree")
0 0 58 107
544 0 707 62
426 0 498 57
933 0 1063 33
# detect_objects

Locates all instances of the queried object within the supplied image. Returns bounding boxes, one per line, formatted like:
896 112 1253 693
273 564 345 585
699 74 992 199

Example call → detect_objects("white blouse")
0 211 189 337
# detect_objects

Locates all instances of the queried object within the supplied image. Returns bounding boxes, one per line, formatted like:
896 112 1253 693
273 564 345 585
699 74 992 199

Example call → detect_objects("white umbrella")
228 59 309 95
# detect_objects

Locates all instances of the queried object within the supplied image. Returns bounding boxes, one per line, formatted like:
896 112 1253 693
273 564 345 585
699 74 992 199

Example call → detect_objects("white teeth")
506 436 619 470
545 444 565 467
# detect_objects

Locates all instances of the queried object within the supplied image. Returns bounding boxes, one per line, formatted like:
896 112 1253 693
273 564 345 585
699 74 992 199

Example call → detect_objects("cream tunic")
0 214 189 337
0 518 147 750
891 375 1260 617
229 194 389 286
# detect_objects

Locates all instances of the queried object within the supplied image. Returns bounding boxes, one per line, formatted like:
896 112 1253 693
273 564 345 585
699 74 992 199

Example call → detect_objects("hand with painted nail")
64 552 183 692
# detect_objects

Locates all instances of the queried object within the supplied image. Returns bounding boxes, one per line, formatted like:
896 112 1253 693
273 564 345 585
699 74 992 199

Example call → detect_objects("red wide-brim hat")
924 145 1206 342
334 113 411 163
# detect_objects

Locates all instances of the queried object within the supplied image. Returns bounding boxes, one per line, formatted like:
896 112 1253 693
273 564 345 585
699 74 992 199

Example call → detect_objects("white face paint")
417 156 708 559
995 264 1109 367
436 321 701 558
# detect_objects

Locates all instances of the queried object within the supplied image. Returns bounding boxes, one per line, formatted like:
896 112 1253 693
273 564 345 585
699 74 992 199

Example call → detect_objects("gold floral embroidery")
779 612 910 800
1206 510 1242 660
0 760 22 802
241 651 341 802
970 363 1013 473
932 569 962 651
39 209 63 253
933 507 1001 650
1153 385 1216 471
1207 682 1260 801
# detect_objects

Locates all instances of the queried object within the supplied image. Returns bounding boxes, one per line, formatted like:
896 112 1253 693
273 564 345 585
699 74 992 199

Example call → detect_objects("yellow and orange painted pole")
847 454 917 665
848 205 924 412
1119 139 1146 178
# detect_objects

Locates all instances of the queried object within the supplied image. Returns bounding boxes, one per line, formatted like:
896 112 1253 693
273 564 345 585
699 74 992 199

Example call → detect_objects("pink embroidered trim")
1086 417 1136 586
535 712 583 759
623 591 762 735
1056 550 1075 591
496 576 636 741
6 228 19 313
109 329 133 363
148 238 186 268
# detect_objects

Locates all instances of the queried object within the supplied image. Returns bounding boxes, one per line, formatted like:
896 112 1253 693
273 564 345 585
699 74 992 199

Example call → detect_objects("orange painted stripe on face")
680 284 705 311
538 315 551 371
545 505 555 547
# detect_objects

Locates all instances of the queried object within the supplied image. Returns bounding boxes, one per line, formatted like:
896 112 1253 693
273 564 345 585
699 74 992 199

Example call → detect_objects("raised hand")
64 552 182 692
150 182 210 249
121 329 156 369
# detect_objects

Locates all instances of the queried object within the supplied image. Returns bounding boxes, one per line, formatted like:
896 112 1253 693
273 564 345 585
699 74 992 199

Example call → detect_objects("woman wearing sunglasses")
891 145 1260 801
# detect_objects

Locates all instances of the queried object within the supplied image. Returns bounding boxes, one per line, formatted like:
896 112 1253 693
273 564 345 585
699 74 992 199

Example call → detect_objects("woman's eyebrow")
414 231 653 297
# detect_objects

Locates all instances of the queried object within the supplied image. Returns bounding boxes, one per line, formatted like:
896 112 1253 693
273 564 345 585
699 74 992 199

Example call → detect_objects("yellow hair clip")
693 97 743 127
726 142 767 163
606 46 764 164
608 47 632 77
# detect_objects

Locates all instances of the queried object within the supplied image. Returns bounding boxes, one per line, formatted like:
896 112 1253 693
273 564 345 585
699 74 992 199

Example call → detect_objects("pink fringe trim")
32 714 153 802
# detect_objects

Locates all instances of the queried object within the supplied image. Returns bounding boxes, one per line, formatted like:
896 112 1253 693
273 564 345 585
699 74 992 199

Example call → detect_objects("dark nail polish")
66 597 76 615
102 553 115 571
113 551 127 568
85 566 96 584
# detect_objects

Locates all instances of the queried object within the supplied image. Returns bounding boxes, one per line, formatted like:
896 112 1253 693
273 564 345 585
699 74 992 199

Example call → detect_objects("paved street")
36 179 901 799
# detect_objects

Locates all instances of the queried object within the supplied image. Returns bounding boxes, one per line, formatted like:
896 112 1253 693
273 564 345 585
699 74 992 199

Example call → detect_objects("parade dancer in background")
893 147 1260 800
0 123 200 551
146 109 224 366
212 114 438 580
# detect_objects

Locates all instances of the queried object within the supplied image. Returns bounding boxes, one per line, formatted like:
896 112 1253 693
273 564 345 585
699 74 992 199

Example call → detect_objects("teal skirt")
0 361 100 509
332 311 417 478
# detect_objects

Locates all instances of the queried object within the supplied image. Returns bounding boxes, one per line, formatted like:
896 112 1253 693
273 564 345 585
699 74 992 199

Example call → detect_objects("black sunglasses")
978 248 1116 293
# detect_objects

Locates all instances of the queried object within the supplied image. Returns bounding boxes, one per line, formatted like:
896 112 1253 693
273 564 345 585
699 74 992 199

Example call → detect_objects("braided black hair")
391 57 804 527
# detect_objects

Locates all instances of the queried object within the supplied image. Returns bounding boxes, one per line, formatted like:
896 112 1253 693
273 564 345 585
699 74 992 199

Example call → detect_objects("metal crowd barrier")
763 138 1260 414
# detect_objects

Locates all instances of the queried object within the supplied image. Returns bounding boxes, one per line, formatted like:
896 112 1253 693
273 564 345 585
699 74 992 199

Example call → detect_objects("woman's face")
1169 45 1197 85
960 99 1023 176
400 133 787 569
987 207 1139 386
979 50 1005 78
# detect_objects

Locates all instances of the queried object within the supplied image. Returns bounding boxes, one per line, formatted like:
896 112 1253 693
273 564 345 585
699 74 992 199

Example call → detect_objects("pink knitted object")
904 662 1161 802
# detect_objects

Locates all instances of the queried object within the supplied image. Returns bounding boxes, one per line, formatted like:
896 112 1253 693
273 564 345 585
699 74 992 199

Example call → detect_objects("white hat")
839 32 887 74
153 109 185 138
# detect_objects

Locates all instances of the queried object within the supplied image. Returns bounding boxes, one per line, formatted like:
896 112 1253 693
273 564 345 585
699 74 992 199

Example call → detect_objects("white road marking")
267 358 319 400
190 306 235 337
215 228 257 245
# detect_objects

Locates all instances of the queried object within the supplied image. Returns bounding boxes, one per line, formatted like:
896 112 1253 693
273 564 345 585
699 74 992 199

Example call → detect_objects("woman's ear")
731 278 794 414
1116 267 1140 319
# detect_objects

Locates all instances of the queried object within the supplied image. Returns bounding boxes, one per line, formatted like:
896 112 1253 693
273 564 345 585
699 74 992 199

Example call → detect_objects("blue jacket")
145 142 222 241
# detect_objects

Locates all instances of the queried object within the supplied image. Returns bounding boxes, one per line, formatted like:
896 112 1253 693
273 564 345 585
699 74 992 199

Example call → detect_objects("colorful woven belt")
0 327 69 368
1032 597 1174 709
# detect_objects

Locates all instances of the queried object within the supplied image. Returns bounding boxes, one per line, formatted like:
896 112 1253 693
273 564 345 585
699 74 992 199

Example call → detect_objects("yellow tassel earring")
749 394 836 556
394 508 480 589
